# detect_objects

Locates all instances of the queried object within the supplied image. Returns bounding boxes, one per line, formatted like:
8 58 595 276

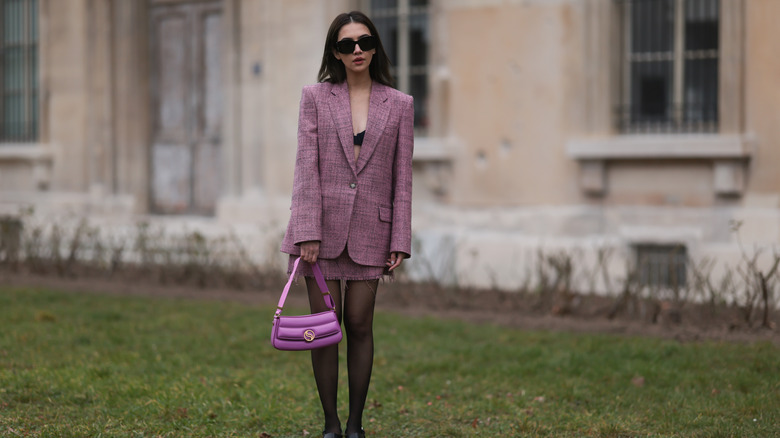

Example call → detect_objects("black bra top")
353 130 366 146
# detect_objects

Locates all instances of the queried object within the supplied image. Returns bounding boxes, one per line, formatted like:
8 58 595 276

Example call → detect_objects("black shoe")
345 429 365 438
322 433 342 438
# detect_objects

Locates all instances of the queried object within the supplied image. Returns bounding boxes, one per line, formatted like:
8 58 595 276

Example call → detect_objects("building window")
636 244 688 289
368 0 429 133
0 0 38 142
616 0 719 134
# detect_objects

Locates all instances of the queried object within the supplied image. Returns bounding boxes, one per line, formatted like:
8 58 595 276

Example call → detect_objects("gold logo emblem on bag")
303 329 316 342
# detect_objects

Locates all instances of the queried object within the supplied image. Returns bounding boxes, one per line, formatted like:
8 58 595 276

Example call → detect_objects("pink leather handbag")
271 257 342 351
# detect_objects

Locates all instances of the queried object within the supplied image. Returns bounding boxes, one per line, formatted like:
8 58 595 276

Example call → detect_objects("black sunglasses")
335 35 377 54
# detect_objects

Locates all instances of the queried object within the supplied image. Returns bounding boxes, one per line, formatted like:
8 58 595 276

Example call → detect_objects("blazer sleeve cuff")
294 235 322 246
389 246 411 259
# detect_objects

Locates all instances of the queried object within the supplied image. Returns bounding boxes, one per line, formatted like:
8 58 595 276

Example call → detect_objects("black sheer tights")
306 277 378 435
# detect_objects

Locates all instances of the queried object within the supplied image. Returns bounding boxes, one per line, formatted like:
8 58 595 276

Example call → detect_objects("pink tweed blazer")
280 81 414 266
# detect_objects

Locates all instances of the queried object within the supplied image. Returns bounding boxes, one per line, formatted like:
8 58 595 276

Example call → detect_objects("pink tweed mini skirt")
288 249 391 281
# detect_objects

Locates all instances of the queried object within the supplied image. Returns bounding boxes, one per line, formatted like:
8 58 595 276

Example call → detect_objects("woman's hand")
386 252 406 271
300 241 321 264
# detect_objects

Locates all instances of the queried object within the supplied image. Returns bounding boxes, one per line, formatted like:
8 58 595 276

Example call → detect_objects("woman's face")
334 22 375 77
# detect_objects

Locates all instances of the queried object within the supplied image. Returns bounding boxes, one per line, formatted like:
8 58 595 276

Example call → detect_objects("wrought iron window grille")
636 243 688 290
368 0 430 133
616 0 719 134
0 0 38 142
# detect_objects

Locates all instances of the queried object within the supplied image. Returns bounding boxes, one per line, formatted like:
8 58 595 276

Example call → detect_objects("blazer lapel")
356 83 390 174
328 81 357 174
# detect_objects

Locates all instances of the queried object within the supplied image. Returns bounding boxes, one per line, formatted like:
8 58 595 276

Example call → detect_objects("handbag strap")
274 257 335 319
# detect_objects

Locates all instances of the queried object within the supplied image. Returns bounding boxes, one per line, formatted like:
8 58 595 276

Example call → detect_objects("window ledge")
411 137 458 199
0 144 53 190
566 134 754 160
566 135 753 197
0 143 53 162
413 136 458 162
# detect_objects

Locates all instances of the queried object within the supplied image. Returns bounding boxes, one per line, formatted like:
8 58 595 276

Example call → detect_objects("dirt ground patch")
3 272 778 346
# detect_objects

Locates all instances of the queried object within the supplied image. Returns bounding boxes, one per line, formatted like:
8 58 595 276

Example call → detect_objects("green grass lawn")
0 287 778 438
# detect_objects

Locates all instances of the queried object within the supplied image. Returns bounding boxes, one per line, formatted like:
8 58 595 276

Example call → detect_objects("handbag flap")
274 313 341 341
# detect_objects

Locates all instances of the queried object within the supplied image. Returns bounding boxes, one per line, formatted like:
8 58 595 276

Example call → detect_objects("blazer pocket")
378 206 393 223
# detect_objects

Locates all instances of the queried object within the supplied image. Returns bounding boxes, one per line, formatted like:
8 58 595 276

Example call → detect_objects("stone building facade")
1 0 778 291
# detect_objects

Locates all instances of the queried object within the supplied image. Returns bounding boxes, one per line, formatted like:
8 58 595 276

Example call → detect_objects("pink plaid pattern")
280 81 414 267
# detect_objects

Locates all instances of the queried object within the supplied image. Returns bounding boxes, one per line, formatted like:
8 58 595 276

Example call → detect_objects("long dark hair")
317 11 393 86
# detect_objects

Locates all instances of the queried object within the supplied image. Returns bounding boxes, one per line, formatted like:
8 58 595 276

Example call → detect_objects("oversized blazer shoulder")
280 80 414 266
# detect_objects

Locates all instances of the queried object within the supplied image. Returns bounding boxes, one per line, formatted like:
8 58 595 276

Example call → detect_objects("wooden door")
149 0 223 215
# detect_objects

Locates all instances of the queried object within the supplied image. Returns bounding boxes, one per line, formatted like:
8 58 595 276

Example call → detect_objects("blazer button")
349 183 356 189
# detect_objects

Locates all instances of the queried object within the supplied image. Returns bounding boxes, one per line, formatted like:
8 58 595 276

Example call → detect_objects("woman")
280 11 414 438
